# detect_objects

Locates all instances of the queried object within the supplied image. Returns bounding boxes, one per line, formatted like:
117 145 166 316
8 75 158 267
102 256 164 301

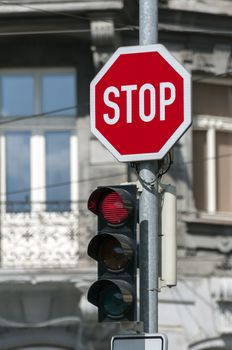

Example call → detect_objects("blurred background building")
0 0 231 349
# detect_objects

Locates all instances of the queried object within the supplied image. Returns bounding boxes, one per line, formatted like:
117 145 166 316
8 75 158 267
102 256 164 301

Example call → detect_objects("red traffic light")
88 187 134 225
87 185 137 322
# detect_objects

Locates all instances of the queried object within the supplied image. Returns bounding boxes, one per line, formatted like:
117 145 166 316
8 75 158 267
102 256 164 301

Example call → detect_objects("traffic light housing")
87 185 137 322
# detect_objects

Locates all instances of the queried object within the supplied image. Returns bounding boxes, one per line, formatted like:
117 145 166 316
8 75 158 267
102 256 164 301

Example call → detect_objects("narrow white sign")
112 334 168 350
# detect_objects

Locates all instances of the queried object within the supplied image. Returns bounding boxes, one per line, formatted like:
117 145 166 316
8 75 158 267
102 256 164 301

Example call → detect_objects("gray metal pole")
139 0 159 334
139 0 158 45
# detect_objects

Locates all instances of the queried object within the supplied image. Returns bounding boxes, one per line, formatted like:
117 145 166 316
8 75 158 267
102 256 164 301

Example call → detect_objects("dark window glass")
193 83 232 117
193 130 207 211
216 131 232 212
6 132 31 212
46 131 70 212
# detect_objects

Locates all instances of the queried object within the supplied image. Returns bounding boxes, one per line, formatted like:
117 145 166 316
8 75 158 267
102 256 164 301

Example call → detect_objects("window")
193 81 232 213
0 69 78 213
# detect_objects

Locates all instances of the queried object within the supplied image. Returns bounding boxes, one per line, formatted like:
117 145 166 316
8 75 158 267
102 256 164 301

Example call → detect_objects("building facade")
0 0 231 349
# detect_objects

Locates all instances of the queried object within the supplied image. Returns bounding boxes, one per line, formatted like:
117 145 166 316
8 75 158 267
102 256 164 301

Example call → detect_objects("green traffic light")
99 284 129 318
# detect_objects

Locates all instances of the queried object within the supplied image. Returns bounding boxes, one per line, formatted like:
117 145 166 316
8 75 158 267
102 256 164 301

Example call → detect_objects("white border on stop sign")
90 44 191 163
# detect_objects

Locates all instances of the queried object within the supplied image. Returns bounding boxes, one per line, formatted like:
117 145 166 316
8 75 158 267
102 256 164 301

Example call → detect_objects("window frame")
0 68 78 214
193 79 232 214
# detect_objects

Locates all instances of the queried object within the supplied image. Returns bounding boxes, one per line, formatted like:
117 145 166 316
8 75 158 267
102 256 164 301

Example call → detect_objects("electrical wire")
172 287 212 339
178 278 214 309
0 69 231 127
0 0 231 40
4 0 232 38
0 24 230 194
1 171 125 197
134 163 167 189
0 130 232 195
0 1 97 21
158 151 173 176
0 0 139 33
10 0 138 31
193 70 232 83
0 27 136 37
0 105 79 125
173 151 232 168
1 145 232 197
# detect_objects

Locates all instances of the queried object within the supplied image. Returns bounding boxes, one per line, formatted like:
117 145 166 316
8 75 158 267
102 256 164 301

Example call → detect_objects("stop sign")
90 44 191 162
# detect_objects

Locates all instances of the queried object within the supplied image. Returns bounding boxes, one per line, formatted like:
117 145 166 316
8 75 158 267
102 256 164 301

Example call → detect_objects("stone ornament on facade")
90 19 115 71
211 278 232 335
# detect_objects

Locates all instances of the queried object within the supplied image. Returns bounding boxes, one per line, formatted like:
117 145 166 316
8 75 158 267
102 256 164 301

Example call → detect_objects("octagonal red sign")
90 44 191 162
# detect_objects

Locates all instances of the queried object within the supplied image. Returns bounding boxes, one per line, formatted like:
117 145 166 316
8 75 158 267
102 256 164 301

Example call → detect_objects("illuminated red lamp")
88 187 133 226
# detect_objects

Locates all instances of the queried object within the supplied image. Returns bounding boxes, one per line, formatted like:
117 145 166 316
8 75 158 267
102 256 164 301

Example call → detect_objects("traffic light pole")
139 0 159 334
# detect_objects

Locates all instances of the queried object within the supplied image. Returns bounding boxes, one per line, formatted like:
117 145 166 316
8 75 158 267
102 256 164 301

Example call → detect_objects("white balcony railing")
1 209 79 269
